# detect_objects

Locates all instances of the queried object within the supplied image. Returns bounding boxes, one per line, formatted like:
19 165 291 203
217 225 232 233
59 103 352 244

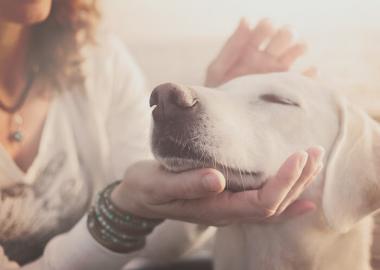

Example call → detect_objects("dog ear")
322 98 380 233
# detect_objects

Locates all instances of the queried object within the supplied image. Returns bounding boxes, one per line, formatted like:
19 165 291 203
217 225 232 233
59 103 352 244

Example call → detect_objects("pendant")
9 113 24 143
9 131 23 142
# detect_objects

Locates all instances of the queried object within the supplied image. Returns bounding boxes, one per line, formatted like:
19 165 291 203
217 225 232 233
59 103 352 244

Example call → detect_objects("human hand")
205 18 317 88
111 147 324 226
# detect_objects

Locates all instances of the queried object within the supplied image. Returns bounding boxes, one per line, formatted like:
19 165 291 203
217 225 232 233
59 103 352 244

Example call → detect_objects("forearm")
20 182 209 270
21 217 139 270
20 218 211 270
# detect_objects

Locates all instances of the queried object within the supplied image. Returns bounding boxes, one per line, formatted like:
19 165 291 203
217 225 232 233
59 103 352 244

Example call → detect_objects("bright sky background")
103 0 380 116
104 0 380 39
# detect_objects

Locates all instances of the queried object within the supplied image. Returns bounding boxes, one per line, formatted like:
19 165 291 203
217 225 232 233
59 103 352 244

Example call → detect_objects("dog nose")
150 82 197 121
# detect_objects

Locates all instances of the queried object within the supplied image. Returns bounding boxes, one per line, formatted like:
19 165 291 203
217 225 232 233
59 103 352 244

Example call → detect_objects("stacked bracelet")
87 181 163 253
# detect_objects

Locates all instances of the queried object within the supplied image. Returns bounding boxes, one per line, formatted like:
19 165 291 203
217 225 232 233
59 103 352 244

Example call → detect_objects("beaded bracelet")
99 182 162 232
87 181 163 253
88 208 146 253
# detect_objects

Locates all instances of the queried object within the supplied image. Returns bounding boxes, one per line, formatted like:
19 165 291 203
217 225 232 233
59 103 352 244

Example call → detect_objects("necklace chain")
1 71 36 143
0 72 35 114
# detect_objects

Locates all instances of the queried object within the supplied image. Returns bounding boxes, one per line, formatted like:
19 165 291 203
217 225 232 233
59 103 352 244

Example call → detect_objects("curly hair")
29 0 101 90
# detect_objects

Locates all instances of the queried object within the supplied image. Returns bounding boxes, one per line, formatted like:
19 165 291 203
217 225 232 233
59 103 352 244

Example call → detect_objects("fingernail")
298 151 308 168
202 173 223 192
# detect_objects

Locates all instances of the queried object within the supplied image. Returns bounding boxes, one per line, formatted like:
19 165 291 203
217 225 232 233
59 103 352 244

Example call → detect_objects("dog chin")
156 157 208 172
156 156 267 192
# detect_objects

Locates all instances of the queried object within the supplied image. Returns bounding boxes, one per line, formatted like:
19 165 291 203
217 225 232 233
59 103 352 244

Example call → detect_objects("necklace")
9 113 24 143
0 72 35 143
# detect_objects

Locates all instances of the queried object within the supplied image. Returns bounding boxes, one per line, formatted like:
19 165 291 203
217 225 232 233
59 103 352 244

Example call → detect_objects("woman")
0 0 324 269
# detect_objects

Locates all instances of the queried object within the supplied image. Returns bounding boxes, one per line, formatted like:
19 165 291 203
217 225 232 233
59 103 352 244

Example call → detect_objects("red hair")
29 0 100 89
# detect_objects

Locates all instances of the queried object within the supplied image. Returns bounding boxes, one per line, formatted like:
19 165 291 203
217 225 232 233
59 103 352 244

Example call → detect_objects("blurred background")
102 0 380 117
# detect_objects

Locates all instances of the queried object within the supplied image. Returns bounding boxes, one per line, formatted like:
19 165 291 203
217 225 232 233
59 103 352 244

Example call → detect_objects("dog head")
150 73 338 191
150 72 380 231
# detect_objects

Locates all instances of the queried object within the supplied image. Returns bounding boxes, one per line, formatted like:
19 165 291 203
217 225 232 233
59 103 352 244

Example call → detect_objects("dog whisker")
155 136 263 191
237 167 246 193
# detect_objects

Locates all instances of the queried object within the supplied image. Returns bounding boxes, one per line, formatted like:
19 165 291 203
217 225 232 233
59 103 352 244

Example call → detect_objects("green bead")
9 131 23 142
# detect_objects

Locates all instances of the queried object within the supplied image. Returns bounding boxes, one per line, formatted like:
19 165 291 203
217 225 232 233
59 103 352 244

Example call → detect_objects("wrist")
110 179 162 220
87 181 163 253
110 182 136 213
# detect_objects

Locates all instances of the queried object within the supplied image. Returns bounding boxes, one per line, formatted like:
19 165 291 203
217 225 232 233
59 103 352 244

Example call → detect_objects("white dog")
148 72 380 270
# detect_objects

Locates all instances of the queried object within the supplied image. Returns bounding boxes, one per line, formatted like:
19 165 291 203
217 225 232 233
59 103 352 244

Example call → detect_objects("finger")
302 66 319 78
209 18 251 75
159 189 272 224
276 147 324 213
265 26 295 57
276 163 323 215
279 42 307 67
248 18 275 50
275 199 316 220
152 150 316 224
178 186 311 223
158 181 312 225
256 151 309 214
275 146 325 214
159 168 226 201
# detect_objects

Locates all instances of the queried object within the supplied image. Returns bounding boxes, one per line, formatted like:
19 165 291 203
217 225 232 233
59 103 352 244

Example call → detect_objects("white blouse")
0 35 208 269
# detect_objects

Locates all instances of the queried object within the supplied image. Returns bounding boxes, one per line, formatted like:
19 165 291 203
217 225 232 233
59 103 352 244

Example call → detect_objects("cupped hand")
205 18 317 88
111 147 324 226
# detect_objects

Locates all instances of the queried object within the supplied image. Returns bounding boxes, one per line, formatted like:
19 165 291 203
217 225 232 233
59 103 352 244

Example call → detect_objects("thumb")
160 168 226 201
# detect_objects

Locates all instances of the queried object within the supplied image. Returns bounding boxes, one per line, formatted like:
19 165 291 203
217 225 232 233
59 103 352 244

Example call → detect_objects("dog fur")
151 73 380 270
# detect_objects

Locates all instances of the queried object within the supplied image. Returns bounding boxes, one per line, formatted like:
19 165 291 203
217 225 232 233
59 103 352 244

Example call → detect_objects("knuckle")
257 206 277 219
273 211 283 218
139 181 161 202
243 193 276 219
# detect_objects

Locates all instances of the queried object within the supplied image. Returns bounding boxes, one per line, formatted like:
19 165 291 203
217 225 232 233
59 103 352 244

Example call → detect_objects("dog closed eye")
259 94 300 107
